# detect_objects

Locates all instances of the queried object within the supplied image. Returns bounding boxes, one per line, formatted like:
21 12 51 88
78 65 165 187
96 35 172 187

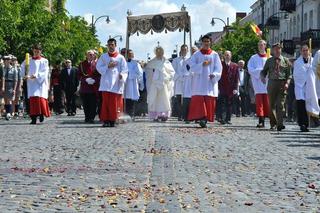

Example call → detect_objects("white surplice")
172 56 187 95
293 56 313 100
124 60 143 100
247 54 268 94
145 57 175 117
312 50 320 99
21 57 50 99
96 53 128 94
183 58 193 98
189 50 222 97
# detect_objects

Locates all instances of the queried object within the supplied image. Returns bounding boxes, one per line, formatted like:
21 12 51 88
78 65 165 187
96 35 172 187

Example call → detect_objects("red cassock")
256 94 269 117
29 97 51 117
100 92 122 121
188 95 216 122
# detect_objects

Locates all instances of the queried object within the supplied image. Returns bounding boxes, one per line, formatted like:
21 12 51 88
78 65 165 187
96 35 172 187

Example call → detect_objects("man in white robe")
21 44 50 124
248 40 269 128
188 35 223 128
312 49 320 106
145 46 175 121
96 38 128 127
124 49 143 119
293 44 316 132
182 46 197 123
172 44 188 120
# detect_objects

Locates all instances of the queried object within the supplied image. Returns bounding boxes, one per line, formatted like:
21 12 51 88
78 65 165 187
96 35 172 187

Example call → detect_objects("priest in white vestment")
172 44 188 120
145 46 175 121
124 49 143 118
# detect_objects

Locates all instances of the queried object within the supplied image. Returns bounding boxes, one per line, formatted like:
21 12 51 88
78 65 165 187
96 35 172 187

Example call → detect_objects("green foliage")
212 22 261 64
0 0 99 65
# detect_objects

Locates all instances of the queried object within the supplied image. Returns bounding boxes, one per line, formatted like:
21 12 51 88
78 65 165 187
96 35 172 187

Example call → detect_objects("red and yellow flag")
250 23 262 37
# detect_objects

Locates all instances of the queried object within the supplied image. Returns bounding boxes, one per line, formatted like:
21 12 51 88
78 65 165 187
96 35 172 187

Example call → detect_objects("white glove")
233 90 238 95
85 78 95 85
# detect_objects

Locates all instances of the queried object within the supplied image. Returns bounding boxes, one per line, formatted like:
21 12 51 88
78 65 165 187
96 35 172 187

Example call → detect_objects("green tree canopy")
213 22 262 65
0 0 100 65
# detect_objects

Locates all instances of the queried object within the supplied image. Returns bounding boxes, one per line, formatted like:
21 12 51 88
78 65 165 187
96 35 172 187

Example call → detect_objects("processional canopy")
127 11 191 35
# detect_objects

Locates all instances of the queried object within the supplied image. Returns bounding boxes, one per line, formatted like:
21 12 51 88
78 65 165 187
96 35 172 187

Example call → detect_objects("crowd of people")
1 36 320 132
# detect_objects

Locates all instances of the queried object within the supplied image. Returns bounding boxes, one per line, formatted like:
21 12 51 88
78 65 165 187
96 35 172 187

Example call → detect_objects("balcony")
301 29 320 48
280 0 296 13
265 16 280 29
282 40 295 55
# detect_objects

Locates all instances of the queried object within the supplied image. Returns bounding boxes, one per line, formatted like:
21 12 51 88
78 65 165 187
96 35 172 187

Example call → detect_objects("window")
304 12 308 31
309 10 313 29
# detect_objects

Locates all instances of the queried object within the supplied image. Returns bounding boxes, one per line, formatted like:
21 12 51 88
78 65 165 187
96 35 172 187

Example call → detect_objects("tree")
212 21 262 64
0 0 99 65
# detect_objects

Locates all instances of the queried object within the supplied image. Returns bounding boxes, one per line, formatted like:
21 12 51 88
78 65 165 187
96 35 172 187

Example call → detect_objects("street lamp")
109 35 123 42
210 17 232 36
210 17 229 32
91 15 111 34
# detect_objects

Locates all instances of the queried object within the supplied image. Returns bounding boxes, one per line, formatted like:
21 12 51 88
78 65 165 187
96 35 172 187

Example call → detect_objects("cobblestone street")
0 113 319 212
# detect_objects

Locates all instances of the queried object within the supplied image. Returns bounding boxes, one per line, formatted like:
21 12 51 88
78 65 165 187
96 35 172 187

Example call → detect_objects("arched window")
293 17 296 37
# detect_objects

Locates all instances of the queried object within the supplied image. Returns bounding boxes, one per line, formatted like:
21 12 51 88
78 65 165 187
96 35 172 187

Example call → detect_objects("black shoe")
300 125 310 132
102 122 110 127
30 117 37 125
220 120 226 125
88 119 94 124
71 112 76 116
277 125 285 131
236 114 240 117
67 113 72 116
39 115 44 123
256 123 265 128
110 121 115 127
199 120 207 128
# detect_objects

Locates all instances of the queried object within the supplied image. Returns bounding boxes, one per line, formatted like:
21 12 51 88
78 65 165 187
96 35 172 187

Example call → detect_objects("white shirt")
96 53 128 94
239 68 245 86
189 50 222 97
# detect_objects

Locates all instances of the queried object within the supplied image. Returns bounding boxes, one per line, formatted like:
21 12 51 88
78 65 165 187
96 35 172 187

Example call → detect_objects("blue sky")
66 0 256 60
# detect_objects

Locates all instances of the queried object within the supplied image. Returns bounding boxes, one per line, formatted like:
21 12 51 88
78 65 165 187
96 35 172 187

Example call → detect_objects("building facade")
240 0 320 56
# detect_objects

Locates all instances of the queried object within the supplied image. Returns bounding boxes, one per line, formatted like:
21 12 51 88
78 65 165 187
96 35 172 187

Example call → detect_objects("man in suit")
60 59 79 116
235 60 250 117
218 51 239 125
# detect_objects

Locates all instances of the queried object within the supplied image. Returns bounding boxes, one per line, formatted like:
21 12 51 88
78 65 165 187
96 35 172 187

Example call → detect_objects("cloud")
88 0 237 60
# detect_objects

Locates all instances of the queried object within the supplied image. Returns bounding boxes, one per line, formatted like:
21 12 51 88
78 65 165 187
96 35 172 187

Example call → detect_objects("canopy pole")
188 16 192 55
125 16 130 60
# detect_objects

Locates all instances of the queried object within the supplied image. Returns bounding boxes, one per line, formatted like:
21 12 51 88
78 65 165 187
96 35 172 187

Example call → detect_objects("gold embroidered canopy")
127 11 191 35
125 10 193 57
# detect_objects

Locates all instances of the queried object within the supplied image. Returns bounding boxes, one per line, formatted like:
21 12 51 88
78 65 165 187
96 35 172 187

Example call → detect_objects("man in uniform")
261 43 292 131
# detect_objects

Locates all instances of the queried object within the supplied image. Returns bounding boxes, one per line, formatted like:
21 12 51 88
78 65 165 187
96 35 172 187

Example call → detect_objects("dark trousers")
65 91 77 113
23 81 29 114
125 99 137 117
219 94 232 122
53 85 64 113
172 95 183 119
296 100 309 127
235 87 249 116
182 97 191 121
81 93 97 121
135 89 147 116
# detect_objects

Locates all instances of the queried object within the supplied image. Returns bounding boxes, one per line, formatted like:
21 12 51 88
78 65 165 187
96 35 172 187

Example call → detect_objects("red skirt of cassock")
187 95 216 122
255 94 269 117
100 91 122 122
29 97 51 117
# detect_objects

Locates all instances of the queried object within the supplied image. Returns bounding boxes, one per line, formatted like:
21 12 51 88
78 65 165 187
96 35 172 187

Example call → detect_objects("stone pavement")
0 113 319 212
